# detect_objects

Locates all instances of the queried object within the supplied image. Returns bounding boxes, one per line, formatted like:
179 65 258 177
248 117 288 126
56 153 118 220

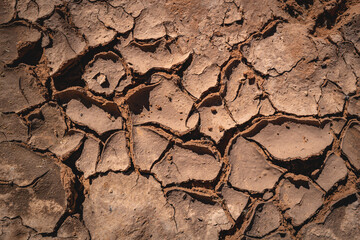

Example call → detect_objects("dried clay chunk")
82 52 125 95
127 76 198 134
301 194 360 240
152 144 222 185
132 126 168 171
97 131 130 173
0 64 45 113
0 142 73 233
221 186 249 220
341 122 360 171
66 99 123 135
228 135 282 192
76 136 101 179
246 202 282 238
250 121 333 160
83 172 177 239
278 178 323 226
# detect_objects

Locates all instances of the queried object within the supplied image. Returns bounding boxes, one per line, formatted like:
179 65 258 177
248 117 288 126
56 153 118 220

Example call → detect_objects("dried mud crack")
0 0 360 239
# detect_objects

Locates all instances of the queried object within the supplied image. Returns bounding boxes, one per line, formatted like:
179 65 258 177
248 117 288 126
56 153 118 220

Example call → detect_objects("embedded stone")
83 52 126 95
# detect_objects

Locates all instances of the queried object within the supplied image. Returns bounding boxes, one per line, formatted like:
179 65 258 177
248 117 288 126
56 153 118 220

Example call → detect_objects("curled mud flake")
278 178 323 227
221 186 249 220
228 135 283 192
182 55 220 99
0 142 73 233
127 76 196 134
68 1 116 48
318 81 345 116
0 0 15 24
341 122 360 171
300 194 360 240
57 214 90 239
83 172 177 239
167 190 232 240
242 23 316 76
49 130 85 161
97 131 130 173
17 0 63 22
348 96 360 117
0 113 28 143
152 144 221 186
0 24 41 65
83 52 126 95
198 95 236 143
65 99 123 135
29 103 67 151
116 40 191 75
0 218 35 240
76 135 100 179
132 126 169 171
0 64 45 113
43 12 87 76
245 202 282 238
315 153 348 192
250 122 333 161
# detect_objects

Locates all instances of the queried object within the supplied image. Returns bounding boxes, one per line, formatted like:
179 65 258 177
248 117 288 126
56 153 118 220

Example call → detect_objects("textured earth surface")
0 0 360 239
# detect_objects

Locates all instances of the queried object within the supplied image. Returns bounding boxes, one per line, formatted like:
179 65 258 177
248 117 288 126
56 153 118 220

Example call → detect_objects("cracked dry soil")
0 0 360 239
